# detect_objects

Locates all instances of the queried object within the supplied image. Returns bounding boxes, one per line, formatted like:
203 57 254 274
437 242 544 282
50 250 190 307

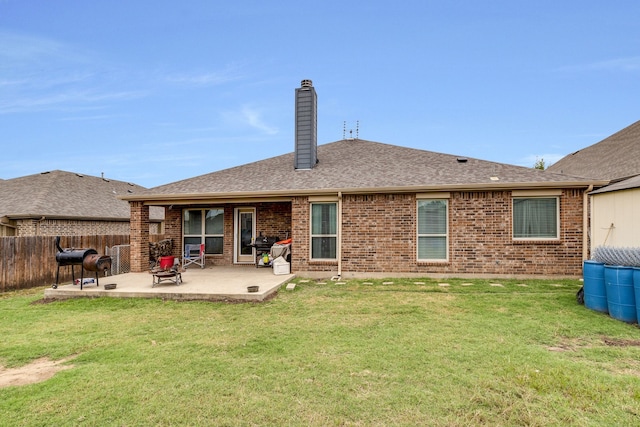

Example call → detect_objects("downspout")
337 191 343 279
583 185 593 261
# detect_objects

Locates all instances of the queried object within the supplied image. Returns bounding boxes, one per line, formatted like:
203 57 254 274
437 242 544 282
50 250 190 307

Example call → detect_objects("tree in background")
534 157 546 170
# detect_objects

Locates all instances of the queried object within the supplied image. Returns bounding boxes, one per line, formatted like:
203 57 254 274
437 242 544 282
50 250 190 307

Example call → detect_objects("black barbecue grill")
248 236 279 267
54 236 112 289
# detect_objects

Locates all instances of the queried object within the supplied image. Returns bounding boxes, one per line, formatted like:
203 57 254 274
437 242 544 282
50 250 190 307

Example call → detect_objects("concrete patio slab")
44 265 295 302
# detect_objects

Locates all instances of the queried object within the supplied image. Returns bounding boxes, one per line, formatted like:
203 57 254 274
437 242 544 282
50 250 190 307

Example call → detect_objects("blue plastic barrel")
605 265 636 323
634 268 640 323
583 260 607 313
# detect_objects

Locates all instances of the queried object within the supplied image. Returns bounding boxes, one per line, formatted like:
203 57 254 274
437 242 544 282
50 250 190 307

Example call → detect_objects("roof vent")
456 157 468 163
301 79 313 88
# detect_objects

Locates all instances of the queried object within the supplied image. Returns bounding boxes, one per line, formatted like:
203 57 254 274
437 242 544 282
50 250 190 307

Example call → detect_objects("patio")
43 265 296 302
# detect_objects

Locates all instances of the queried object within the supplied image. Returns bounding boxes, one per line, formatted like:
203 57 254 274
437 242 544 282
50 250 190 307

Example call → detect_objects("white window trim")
417 198 449 262
309 202 338 261
183 208 224 254
512 196 560 241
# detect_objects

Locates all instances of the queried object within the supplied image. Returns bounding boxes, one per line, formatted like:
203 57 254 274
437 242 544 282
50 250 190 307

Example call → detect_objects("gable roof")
546 120 640 181
125 139 603 203
0 170 164 221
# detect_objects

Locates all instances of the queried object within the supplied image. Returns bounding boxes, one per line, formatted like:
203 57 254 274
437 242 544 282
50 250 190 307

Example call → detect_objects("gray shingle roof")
0 170 164 220
136 139 599 200
546 120 640 181
589 174 640 195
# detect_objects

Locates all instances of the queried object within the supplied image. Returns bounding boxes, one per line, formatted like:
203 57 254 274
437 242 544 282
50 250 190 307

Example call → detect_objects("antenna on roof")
343 120 360 141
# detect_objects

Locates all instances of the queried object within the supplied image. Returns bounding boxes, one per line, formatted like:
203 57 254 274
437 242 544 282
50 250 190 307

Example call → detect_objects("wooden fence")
0 235 166 292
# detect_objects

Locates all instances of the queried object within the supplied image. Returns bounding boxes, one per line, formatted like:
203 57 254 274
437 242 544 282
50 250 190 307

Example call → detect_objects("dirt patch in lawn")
603 337 640 347
0 355 77 388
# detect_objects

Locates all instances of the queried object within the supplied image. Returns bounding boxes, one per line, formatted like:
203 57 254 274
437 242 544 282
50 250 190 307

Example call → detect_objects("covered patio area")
43 266 295 302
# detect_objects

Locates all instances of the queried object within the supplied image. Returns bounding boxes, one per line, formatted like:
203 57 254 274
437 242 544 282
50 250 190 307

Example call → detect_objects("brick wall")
164 207 182 259
292 190 585 277
341 194 415 273
15 218 160 236
291 196 311 273
130 201 150 272
256 202 292 240
129 191 585 277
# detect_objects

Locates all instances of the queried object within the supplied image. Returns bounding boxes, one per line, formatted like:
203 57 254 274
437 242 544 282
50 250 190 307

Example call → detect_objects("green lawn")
1 277 639 426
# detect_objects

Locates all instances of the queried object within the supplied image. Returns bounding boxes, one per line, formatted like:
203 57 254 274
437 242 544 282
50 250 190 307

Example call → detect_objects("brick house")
123 81 606 278
0 170 164 237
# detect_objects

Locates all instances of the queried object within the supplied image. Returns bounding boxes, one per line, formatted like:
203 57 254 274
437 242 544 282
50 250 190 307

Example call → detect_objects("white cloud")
220 105 279 135
241 106 278 135
0 30 93 71
0 30 148 114
557 56 640 73
165 71 241 86
0 89 146 114
164 62 246 86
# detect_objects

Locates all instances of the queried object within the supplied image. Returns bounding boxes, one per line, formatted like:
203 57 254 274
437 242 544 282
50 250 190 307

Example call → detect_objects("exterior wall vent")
294 79 318 170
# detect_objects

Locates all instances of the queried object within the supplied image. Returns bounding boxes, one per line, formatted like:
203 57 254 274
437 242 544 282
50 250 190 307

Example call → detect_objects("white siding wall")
591 188 640 250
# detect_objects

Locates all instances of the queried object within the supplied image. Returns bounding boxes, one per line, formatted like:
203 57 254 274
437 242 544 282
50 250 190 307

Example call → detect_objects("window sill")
417 260 450 266
512 239 561 245
309 259 338 266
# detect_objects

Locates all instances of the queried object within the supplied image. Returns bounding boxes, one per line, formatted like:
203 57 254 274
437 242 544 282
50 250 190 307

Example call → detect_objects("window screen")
513 198 558 239
417 200 448 260
311 203 337 259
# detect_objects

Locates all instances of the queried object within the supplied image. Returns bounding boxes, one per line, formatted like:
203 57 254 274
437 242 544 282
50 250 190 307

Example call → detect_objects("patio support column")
130 201 150 273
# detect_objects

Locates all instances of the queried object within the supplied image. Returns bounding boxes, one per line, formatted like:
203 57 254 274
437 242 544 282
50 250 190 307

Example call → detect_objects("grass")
1 277 639 426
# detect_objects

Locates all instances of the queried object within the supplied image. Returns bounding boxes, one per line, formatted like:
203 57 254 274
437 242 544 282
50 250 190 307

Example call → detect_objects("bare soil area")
0 356 76 388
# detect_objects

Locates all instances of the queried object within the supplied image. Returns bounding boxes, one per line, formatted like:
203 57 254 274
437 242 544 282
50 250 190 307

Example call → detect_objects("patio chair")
183 243 205 269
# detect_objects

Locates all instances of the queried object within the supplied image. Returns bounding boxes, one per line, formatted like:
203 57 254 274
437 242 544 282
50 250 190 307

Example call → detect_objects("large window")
311 203 337 259
183 208 224 254
417 199 448 261
513 197 558 239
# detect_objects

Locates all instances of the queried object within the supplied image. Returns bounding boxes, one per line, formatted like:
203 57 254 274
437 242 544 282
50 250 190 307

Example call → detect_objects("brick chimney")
294 79 317 170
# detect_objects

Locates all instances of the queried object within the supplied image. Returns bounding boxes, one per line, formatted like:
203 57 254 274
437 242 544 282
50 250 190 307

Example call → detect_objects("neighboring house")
548 120 640 253
547 119 640 182
123 80 605 278
0 170 164 237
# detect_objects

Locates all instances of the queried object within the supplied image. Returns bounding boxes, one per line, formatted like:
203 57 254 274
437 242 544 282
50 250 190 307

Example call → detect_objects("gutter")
120 180 609 205
3 214 163 222
583 185 593 261
336 191 343 280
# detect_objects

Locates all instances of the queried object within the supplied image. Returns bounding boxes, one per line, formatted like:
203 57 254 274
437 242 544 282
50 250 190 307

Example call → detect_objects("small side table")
152 270 182 287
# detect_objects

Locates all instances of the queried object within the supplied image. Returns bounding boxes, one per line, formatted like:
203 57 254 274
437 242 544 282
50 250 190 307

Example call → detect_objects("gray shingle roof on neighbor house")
546 120 640 182
129 139 603 201
0 170 164 221
589 174 640 195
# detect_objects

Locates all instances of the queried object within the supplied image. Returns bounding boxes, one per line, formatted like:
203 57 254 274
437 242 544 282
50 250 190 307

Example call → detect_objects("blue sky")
1 1 639 188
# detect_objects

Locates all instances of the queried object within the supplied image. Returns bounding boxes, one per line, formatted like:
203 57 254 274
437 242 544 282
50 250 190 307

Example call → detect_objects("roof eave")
3 213 163 222
120 180 607 204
